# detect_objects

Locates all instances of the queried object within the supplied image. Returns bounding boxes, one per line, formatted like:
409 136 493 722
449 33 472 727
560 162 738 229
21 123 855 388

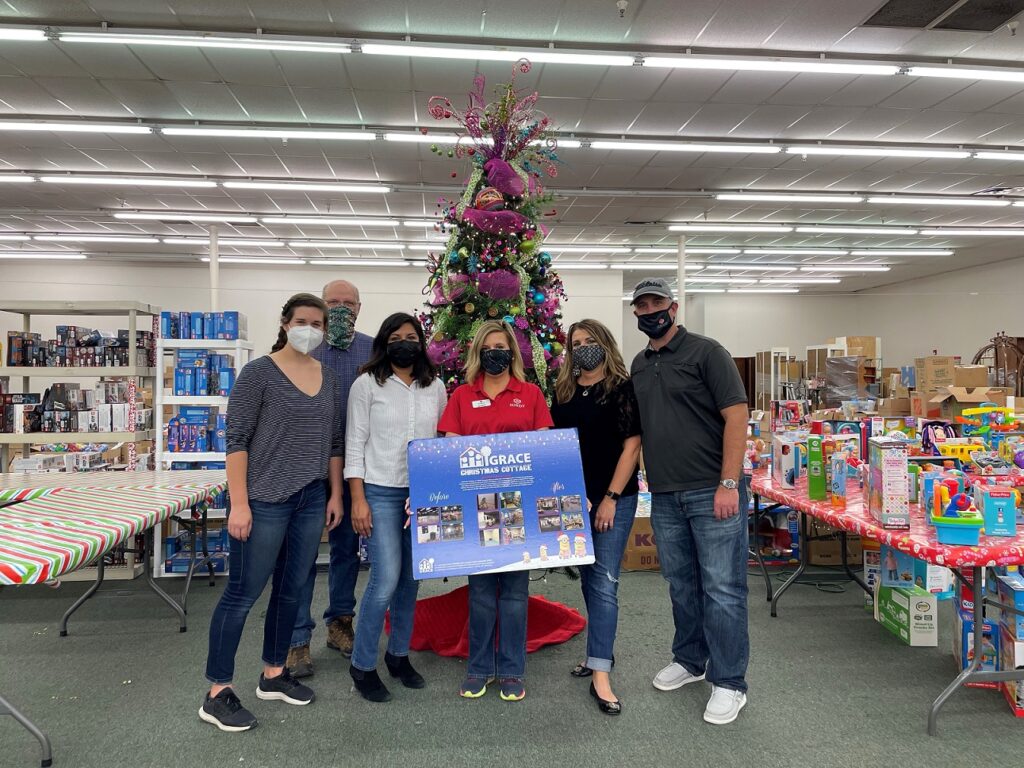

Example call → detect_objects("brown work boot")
326 616 354 657
286 644 314 679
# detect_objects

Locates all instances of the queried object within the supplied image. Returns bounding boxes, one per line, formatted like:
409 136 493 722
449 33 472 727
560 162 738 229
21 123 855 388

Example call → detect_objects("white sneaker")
703 685 747 725
652 662 706 691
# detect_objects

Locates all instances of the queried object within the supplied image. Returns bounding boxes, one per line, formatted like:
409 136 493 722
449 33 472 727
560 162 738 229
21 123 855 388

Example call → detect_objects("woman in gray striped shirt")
201 293 344 733
345 312 447 702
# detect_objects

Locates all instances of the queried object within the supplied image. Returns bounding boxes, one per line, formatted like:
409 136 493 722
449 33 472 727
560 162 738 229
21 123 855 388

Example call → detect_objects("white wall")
0 261 623 361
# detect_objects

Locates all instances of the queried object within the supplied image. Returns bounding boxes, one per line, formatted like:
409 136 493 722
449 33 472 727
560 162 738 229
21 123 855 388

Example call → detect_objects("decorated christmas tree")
419 60 567 396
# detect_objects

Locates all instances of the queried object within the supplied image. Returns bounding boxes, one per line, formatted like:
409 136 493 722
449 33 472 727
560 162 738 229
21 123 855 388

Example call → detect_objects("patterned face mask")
572 344 606 372
326 305 356 350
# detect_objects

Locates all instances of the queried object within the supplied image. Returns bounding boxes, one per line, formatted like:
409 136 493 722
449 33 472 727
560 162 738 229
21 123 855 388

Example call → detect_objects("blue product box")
178 406 212 425
179 312 191 340
170 462 192 470
203 312 215 340
881 545 919 590
219 311 242 340
160 311 173 339
201 462 227 471
218 369 236 397
191 313 204 340
176 349 209 368
173 368 192 396
166 417 180 452
197 425 209 452
955 607 1000 684
195 368 209 396
996 574 1024 640
214 413 227 452
164 551 229 574
977 486 1018 537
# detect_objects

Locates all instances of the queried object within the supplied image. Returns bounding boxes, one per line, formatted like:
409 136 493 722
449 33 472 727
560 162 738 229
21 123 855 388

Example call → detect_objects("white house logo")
418 557 435 574
458 444 533 476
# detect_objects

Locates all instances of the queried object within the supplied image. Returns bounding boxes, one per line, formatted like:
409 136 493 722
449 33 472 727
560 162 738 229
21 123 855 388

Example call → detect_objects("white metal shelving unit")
153 335 252 577
0 300 160 581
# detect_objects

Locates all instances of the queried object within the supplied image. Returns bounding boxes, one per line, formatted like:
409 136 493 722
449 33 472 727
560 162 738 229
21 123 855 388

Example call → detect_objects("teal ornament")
539 252 552 266
532 291 545 304
448 251 459 265
503 315 514 324
544 343 552 352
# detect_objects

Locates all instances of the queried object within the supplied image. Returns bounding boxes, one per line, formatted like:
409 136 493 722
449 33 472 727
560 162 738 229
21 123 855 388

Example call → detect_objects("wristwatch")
719 479 739 490
605 490 621 501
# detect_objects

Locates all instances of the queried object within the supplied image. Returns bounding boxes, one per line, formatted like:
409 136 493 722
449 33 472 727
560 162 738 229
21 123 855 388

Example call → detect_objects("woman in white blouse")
345 312 447 702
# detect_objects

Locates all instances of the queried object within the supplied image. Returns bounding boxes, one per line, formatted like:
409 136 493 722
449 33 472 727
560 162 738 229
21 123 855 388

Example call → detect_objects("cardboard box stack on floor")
622 493 659 571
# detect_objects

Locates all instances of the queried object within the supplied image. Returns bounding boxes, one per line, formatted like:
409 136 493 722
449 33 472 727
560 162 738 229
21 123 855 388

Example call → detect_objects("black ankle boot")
349 665 392 703
385 652 426 689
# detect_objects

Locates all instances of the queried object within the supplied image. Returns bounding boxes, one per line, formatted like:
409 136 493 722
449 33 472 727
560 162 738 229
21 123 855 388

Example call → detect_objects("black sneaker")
349 664 393 703
256 668 315 706
385 652 425 689
199 689 258 732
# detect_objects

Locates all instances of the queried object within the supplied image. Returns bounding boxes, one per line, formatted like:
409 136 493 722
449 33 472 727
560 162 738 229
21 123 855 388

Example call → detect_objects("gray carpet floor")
1 566 1020 768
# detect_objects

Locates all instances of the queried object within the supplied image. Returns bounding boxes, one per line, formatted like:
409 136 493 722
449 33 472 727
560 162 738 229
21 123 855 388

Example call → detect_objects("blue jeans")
650 481 750 693
579 495 638 673
351 484 419 671
290 482 360 648
467 571 529 680
206 480 326 684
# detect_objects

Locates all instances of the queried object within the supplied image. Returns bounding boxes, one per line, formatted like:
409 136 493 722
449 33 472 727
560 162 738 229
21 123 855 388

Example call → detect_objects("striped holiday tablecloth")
0 469 226 500
0 474 227 586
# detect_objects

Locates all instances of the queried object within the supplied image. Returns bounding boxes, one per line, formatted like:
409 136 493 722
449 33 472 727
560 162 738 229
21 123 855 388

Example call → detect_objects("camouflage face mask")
326 305 356 350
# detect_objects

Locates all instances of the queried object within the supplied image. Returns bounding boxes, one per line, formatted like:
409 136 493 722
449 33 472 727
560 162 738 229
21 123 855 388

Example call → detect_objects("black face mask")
573 344 606 372
637 308 674 339
481 348 513 375
387 340 420 369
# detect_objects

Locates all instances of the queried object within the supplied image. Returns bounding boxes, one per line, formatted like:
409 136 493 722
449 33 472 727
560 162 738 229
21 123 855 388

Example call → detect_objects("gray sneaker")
653 662 706 691
704 685 747 725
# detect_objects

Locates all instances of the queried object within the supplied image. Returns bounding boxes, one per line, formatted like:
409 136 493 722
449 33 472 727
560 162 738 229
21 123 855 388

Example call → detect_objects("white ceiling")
3 0 1024 292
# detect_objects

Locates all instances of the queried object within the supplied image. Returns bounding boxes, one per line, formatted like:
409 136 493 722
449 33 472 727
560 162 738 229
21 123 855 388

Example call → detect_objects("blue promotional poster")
407 428 595 579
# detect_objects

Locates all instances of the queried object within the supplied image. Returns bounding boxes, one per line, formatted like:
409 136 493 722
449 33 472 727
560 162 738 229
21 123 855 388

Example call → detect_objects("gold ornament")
487 306 498 317
464 302 476 314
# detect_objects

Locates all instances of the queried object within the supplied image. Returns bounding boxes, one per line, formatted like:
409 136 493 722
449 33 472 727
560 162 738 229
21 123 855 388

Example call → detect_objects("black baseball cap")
630 277 675 305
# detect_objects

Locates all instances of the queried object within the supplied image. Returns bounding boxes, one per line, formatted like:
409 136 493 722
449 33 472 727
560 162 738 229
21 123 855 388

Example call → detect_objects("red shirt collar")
470 375 524 398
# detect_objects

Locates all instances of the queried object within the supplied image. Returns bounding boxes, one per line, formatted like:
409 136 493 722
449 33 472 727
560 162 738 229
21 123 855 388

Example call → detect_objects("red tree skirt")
385 585 586 659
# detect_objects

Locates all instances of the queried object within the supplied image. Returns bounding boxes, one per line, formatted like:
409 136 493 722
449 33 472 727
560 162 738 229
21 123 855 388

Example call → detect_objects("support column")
208 225 220 312
677 234 687 321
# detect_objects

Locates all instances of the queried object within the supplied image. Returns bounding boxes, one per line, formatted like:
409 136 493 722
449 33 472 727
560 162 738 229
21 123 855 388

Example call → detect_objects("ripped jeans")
579 494 638 673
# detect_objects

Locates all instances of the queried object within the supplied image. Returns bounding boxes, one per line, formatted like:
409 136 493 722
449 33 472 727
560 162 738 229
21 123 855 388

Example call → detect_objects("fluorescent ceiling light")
34 235 159 243
307 259 411 267
0 252 86 260
536 139 582 149
716 193 864 203
787 146 969 159
402 219 440 227
0 175 34 183
794 226 920 235
759 278 841 284
908 65 1024 84
551 263 609 270
260 217 400 227
405 244 444 252
40 175 216 188
634 247 741 255
849 249 952 256
619 289 724 298
114 212 259 223
201 257 305 265
384 132 463 145
162 127 373 140
729 288 800 294
0 120 151 134
669 224 793 233
867 196 1010 207
0 234 30 241
742 248 848 256
361 43 633 67
918 229 1024 236
975 151 1024 162
800 265 890 272
590 140 780 154
223 181 390 193
161 238 286 247
289 241 406 250
687 277 758 284
643 56 899 76
547 245 632 254
608 262 684 271
59 31 350 54
700 264 798 272
0 27 46 41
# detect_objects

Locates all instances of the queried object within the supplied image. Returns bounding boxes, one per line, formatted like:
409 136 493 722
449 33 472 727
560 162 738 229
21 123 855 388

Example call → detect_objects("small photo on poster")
442 521 465 541
536 496 559 513
417 507 440 527
502 508 525 527
477 493 499 511
559 495 583 514
500 491 523 511
538 513 562 533
503 526 527 545
479 509 501 529
480 528 501 547
417 524 440 544
440 505 463 523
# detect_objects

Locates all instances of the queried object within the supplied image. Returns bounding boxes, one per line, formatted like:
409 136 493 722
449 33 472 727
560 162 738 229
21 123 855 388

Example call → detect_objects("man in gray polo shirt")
629 277 751 725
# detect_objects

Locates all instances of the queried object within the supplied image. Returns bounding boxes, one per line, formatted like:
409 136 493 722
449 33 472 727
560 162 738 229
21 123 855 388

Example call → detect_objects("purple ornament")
513 329 534 365
1015 450 1024 470
427 339 461 367
476 270 521 300
461 208 530 235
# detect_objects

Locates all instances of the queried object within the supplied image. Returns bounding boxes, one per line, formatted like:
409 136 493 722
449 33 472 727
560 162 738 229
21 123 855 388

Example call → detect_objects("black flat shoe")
590 682 622 716
349 665 393 703
570 662 593 678
384 652 425 689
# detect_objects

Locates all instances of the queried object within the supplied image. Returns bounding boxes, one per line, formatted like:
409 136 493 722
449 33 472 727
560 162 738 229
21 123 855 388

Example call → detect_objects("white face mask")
286 325 324 355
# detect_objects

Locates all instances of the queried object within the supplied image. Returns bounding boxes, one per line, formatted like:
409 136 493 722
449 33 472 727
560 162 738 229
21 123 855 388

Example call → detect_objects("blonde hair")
554 318 630 404
464 320 527 384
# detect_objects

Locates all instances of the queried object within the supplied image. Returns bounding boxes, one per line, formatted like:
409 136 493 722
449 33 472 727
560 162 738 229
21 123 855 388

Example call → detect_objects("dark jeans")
205 480 326 684
290 483 359 648
579 495 638 672
650 481 750 693
467 571 529 680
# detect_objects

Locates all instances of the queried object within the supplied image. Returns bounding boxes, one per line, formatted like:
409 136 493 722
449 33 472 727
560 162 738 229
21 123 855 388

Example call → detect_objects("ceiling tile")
727 105 813 138
350 89 417 124
776 105 864 139
125 47 221 82
623 102 702 134
0 77 72 114
201 50 290 87
534 67 607 99
164 82 253 121
275 54 353 90
34 77 135 117
228 84 307 122
678 103 757 136
101 80 195 119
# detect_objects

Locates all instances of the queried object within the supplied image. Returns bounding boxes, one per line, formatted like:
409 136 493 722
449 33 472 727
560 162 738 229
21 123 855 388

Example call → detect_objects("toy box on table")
863 540 880 609
771 432 806 489
977 486 1018 537
867 437 910 529
954 607 1000 688
874 585 938 647
879 544 953 596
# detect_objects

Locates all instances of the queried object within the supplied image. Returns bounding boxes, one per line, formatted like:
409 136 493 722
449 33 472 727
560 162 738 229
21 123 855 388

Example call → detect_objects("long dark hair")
360 312 436 387
271 292 329 353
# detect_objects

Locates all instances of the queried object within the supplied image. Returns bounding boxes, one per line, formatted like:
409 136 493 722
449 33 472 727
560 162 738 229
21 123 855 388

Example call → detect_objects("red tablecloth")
751 470 1024 568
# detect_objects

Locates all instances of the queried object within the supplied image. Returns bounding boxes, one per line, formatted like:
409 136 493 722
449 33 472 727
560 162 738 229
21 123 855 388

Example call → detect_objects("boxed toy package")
999 626 1024 717
954 607 1000 688
977 486 1018 537
867 437 910 529
863 540 881 610
807 435 826 501
996 573 1024 640
879 544 953 596
874 585 938 647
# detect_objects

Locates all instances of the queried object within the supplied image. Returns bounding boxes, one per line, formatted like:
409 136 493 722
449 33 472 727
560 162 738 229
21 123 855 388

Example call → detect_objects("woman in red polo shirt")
437 320 553 702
